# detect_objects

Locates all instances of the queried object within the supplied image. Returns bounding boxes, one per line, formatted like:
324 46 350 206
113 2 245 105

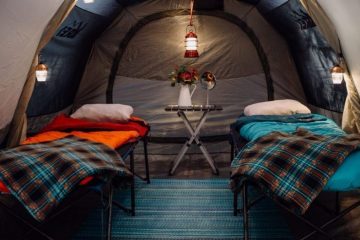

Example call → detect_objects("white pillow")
70 104 133 122
244 99 311 116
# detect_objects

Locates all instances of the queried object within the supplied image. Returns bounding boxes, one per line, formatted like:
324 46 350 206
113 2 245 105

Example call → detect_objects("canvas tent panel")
237 3 306 101
257 0 288 13
72 0 306 138
117 15 263 80
112 75 268 137
76 0 121 16
73 0 196 107
0 0 64 142
76 1 304 103
27 6 114 117
319 0 360 95
74 0 248 107
261 0 347 112
73 10 138 107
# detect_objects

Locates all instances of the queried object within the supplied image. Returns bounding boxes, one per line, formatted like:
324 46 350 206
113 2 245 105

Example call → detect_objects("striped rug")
73 179 293 239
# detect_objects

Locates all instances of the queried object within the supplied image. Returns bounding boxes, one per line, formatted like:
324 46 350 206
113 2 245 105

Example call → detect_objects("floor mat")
73 179 293 239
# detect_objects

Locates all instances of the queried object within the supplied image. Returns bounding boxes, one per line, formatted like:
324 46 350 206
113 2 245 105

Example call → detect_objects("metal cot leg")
335 191 340 215
106 184 114 240
234 190 238 216
143 137 150 184
242 182 249 240
230 140 234 164
130 151 135 216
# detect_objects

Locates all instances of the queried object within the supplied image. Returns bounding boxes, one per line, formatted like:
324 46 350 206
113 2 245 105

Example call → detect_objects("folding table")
165 104 222 175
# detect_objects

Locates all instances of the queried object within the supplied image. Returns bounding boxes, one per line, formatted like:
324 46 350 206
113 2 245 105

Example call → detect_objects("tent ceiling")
76 0 121 16
257 0 289 13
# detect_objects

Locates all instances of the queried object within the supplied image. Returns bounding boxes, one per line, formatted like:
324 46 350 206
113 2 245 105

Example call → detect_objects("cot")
229 113 360 240
0 114 150 240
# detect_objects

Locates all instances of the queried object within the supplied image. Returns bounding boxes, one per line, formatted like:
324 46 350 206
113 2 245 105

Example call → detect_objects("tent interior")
1 0 360 239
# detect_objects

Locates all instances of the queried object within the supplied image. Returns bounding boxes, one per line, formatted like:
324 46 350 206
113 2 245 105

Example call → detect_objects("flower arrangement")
169 65 199 87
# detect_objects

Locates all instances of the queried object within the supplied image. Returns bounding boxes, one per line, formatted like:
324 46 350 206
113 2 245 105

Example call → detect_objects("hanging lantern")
330 55 345 84
330 64 345 84
184 25 199 58
35 63 48 82
184 0 199 58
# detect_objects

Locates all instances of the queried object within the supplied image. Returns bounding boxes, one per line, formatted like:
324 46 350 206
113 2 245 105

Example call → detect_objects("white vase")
178 84 196 106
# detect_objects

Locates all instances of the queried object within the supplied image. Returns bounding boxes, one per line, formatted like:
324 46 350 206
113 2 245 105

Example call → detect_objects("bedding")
0 131 138 193
41 114 149 137
231 114 360 214
243 99 311 116
0 136 131 221
0 114 150 220
232 113 344 141
70 103 133 122
23 130 140 149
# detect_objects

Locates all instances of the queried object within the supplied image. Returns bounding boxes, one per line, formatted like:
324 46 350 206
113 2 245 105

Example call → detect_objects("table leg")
198 144 218 175
169 140 191 175
183 113 218 174
169 111 202 175
177 111 219 175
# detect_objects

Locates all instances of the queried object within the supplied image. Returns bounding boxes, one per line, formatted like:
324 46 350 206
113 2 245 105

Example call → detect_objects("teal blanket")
232 114 360 191
234 114 345 141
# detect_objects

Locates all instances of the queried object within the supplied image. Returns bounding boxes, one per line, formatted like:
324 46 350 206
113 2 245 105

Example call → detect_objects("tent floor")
136 153 231 179
133 153 360 240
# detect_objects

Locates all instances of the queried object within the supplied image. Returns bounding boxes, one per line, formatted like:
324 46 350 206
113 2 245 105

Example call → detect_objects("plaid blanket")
231 128 360 214
0 136 131 221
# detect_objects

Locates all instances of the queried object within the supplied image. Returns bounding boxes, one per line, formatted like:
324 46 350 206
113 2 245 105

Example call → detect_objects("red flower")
169 65 199 86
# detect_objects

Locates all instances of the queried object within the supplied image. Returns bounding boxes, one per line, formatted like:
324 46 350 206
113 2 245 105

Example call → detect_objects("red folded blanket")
41 114 149 137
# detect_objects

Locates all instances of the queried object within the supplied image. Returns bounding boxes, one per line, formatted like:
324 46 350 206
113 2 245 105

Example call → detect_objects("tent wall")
0 0 66 144
26 6 119 118
260 0 347 113
319 0 360 95
318 0 360 133
73 0 305 138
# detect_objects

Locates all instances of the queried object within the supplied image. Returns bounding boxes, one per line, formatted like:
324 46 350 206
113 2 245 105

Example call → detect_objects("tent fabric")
76 0 121 16
300 0 340 53
26 6 115 117
308 104 342 126
261 1 347 113
318 0 360 134
104 9 276 103
74 0 305 138
3 0 76 147
300 0 360 133
0 0 70 144
256 1 288 13
111 75 268 137
342 74 360 133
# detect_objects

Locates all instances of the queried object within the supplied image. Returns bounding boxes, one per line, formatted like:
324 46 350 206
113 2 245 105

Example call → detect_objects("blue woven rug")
73 179 293 239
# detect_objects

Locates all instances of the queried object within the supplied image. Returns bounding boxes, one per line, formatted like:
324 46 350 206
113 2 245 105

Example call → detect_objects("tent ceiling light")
35 63 48 82
184 0 199 58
